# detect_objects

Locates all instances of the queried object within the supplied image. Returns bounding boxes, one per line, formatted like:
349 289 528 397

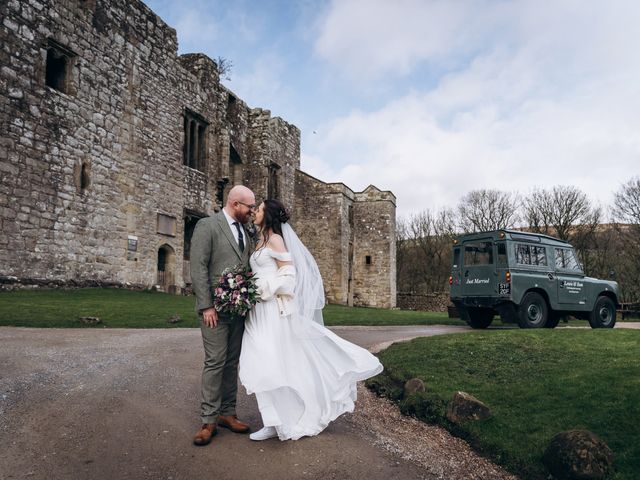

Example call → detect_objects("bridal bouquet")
213 265 260 316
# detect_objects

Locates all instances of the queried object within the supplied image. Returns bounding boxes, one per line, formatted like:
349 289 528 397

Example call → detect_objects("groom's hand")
202 308 218 328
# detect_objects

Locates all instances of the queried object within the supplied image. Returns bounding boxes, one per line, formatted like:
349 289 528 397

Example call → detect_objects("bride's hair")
260 199 290 247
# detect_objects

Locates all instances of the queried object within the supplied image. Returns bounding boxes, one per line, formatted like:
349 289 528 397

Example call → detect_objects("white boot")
249 426 278 441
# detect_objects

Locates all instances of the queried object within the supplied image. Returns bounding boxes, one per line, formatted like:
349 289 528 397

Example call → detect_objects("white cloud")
314 0 487 80
307 0 640 218
226 52 287 111
171 8 220 52
300 152 335 181
148 0 640 221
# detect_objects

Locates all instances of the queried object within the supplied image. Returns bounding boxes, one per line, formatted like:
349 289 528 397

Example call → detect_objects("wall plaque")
127 235 138 251
157 213 177 236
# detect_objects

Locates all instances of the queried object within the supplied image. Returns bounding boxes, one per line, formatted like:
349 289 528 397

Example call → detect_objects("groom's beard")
236 211 253 224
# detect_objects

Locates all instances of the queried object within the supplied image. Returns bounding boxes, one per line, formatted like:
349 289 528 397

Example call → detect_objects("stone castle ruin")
0 0 396 308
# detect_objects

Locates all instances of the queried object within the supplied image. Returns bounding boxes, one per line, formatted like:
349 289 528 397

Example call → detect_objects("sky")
144 0 640 219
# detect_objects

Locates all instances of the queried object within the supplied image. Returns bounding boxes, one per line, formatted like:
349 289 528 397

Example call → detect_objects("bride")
239 199 383 441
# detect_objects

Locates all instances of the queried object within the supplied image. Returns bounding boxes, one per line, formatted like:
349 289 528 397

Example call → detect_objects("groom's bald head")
225 185 256 223
227 185 254 204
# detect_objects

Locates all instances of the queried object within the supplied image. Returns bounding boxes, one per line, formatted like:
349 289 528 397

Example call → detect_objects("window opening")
516 244 547 266
452 247 460 268
183 110 208 171
45 39 76 94
229 144 243 185
555 248 581 270
268 163 280 199
80 162 90 190
463 242 494 265
497 242 507 265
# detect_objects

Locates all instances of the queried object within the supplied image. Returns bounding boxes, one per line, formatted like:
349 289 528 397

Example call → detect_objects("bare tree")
523 185 600 242
396 208 457 293
613 176 640 224
457 189 519 233
612 176 640 301
395 217 418 292
216 56 233 81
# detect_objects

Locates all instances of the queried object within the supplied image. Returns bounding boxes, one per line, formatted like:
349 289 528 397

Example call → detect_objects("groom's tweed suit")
190 211 251 423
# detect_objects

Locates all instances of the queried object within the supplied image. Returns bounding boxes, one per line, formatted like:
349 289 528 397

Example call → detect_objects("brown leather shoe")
193 423 217 446
217 415 250 433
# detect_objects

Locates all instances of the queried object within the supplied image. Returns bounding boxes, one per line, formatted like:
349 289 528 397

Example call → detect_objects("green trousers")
199 317 245 424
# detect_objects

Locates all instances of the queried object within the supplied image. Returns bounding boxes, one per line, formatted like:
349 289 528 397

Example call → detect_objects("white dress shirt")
222 208 243 247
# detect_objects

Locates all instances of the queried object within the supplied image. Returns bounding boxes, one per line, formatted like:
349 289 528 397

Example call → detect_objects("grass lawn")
369 330 640 479
0 288 201 328
0 288 459 327
0 288 632 328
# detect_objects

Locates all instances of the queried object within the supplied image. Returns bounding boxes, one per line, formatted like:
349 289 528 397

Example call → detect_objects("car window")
452 247 460 268
555 248 581 270
515 243 547 266
497 242 507 265
463 242 493 265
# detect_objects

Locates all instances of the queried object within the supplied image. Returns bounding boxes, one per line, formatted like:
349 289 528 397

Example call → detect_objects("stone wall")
0 0 395 308
0 0 299 291
396 292 450 312
294 171 349 303
2 0 189 287
295 172 397 308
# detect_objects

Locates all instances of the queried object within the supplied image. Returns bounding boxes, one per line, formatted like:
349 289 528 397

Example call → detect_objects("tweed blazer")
190 211 252 317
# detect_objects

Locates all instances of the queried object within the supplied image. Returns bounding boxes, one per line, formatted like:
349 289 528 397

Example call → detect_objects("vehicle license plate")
499 283 511 295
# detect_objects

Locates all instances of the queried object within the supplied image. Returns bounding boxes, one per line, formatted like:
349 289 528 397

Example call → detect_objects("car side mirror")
609 270 616 280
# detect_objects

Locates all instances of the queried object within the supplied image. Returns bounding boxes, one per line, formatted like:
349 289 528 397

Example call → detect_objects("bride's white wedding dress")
239 242 383 441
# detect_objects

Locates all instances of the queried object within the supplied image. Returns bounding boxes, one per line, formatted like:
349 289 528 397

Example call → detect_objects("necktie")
233 222 245 252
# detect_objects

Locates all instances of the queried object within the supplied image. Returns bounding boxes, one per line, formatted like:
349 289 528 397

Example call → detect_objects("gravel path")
7 323 634 479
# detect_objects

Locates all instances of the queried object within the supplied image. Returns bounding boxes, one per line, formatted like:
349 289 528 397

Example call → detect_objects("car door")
512 242 554 301
461 239 496 296
554 247 587 306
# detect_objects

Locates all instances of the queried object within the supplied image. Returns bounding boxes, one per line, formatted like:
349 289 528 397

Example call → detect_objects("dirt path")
4 323 634 479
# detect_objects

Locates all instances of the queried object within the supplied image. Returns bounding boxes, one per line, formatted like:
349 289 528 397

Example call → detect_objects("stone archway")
157 244 176 291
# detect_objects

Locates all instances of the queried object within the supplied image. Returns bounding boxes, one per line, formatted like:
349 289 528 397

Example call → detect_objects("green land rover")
449 230 619 329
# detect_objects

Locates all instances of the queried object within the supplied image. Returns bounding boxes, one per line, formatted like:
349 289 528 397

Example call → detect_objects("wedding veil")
281 223 325 334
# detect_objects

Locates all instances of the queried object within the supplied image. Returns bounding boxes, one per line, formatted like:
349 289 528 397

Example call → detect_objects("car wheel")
545 312 561 329
589 296 616 328
518 292 548 328
466 307 494 329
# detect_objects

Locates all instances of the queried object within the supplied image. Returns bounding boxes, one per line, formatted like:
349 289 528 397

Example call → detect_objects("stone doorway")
157 244 176 291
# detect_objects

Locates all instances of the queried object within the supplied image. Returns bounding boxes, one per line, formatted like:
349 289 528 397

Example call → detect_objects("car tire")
466 307 494 329
589 296 616 328
545 312 561 329
518 292 548 328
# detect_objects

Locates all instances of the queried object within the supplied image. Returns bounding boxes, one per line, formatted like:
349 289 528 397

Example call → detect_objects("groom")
190 185 256 446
